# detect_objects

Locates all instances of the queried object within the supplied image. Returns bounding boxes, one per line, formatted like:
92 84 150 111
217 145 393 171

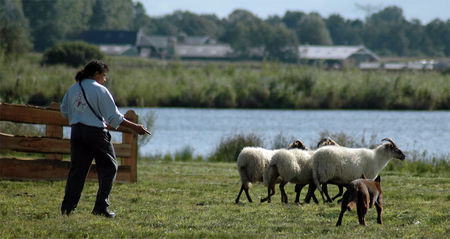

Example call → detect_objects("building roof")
99 45 137 56
175 44 233 58
181 36 212 45
298 45 379 61
137 35 172 48
78 30 137 45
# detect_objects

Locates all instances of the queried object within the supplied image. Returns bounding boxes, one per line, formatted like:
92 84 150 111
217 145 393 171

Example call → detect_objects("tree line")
1 0 449 60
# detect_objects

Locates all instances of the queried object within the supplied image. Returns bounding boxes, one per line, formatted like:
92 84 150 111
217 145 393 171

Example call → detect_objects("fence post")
122 110 138 182
45 102 63 160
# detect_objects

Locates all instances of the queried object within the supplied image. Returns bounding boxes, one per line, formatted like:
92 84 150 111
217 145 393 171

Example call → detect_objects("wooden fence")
0 102 138 182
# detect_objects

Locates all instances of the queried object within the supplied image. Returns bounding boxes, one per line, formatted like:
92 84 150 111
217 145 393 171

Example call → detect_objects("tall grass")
1 55 449 110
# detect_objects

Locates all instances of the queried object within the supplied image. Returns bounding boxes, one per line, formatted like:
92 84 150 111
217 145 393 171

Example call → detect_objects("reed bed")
1 55 449 110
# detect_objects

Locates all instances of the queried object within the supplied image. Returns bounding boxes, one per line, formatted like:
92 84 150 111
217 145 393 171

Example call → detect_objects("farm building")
77 31 382 64
78 30 230 60
77 30 139 56
174 44 233 60
298 45 379 68
136 34 174 58
136 34 229 60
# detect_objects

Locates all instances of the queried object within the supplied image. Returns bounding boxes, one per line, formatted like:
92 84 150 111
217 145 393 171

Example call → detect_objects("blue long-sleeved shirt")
60 79 124 129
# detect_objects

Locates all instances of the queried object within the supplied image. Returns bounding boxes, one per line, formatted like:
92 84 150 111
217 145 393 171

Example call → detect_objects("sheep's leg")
265 183 275 203
280 182 288 203
304 186 312 203
244 186 253 203
313 171 326 203
332 185 344 202
236 184 252 203
264 179 277 203
260 184 275 203
322 184 333 203
294 184 305 203
318 188 326 203
306 184 319 204
235 184 245 204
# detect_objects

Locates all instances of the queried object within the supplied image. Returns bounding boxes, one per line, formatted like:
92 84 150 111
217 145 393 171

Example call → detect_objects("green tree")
164 11 221 37
298 13 332 45
147 17 178 35
23 0 94 52
363 6 408 55
264 24 299 61
326 14 363 45
404 19 427 56
282 11 305 30
88 0 134 30
130 1 151 31
0 0 32 57
265 15 283 26
221 9 264 58
425 19 450 56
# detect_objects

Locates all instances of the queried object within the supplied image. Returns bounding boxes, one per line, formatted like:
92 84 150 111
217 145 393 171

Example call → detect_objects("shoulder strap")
79 81 103 122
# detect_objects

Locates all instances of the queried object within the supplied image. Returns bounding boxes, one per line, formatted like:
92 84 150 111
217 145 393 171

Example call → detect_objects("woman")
60 60 150 218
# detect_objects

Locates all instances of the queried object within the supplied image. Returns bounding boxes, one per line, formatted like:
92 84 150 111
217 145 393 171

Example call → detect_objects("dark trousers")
61 124 118 211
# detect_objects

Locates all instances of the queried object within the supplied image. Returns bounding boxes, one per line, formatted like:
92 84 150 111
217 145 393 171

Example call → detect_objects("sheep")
264 148 316 203
235 140 307 204
336 175 383 226
263 137 340 204
312 138 405 203
315 137 344 202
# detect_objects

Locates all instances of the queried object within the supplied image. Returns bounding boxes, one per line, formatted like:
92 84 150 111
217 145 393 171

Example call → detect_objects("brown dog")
336 175 383 226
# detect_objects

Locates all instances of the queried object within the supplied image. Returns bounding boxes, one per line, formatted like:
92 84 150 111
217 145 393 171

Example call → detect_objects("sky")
139 0 449 24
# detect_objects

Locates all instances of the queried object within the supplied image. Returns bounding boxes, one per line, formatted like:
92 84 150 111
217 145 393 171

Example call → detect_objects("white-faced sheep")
235 140 308 204
312 138 405 203
263 137 340 204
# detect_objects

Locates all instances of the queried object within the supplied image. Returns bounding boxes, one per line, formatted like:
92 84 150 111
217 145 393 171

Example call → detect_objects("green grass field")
0 160 449 238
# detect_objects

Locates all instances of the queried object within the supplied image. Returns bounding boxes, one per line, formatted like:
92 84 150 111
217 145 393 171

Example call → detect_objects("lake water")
119 108 450 159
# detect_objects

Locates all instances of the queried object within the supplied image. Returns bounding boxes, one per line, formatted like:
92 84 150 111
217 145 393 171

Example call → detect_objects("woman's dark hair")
75 60 109 82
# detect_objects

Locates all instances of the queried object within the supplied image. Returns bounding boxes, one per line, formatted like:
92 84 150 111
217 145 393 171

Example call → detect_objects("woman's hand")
120 118 151 135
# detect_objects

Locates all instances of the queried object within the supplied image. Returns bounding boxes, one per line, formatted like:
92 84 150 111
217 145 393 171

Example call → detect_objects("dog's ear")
375 175 381 183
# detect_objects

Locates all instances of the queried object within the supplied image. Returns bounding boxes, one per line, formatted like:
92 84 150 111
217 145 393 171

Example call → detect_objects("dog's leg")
336 190 350 226
375 196 383 224
357 190 369 226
